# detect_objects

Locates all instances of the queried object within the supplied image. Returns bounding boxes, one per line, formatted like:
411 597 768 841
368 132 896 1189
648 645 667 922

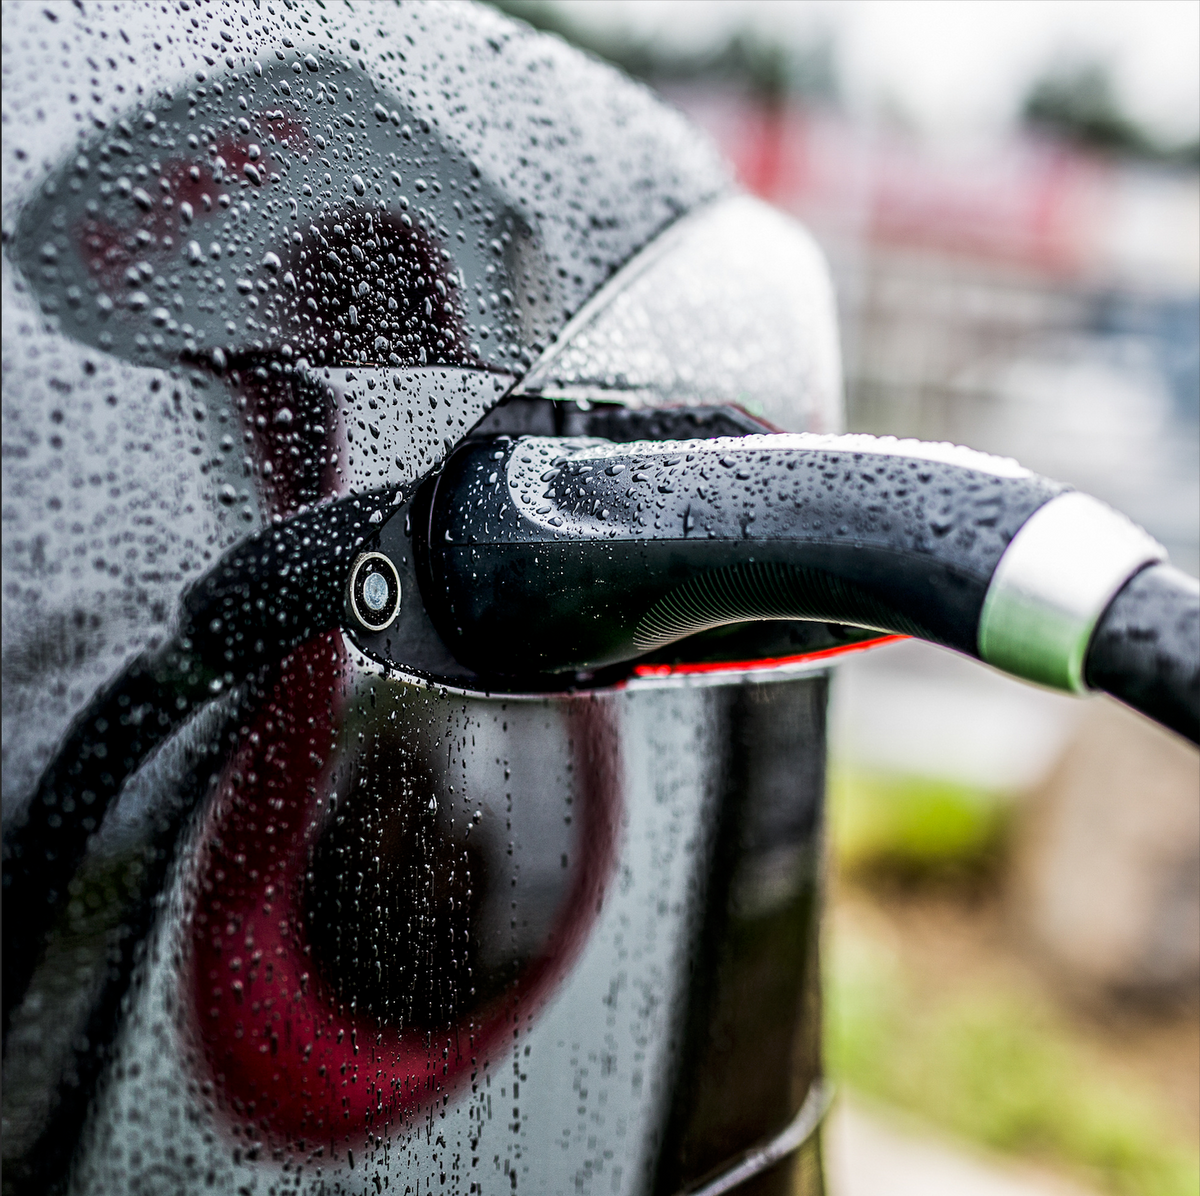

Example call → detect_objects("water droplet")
352 174 366 196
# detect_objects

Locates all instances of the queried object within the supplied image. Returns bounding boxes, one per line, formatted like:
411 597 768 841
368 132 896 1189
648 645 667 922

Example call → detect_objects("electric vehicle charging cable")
5 429 1197 1054
418 432 1199 742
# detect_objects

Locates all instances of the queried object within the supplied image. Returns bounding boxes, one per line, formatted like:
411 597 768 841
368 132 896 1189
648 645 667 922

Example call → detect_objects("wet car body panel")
59 657 828 1196
3 3 842 1193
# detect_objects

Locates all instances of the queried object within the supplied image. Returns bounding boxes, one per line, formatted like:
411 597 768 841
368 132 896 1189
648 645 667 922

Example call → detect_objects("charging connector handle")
418 433 1195 743
421 432 1056 668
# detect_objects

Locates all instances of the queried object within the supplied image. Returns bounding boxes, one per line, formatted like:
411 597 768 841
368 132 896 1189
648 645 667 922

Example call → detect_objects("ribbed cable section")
633 562 929 653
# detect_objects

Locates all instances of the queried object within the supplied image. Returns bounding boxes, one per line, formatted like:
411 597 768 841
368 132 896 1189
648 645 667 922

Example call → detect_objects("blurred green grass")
829 767 1011 885
825 768 1200 1196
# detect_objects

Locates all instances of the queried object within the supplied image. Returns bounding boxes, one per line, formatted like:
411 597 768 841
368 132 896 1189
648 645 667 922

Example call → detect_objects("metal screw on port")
346 551 402 632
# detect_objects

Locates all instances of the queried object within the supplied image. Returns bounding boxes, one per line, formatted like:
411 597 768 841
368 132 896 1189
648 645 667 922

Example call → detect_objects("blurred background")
489 4 1200 1194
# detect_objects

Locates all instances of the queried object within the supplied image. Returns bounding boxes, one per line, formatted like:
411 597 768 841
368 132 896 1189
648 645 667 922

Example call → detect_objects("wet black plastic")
418 434 1065 677
1085 563 1200 745
350 403 884 687
652 681 826 1196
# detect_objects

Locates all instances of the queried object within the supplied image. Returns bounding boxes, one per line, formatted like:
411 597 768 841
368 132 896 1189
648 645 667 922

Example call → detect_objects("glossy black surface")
419 434 1064 675
2 5 836 1193
1086 563 1200 743
3 387 867 1195
653 680 827 1196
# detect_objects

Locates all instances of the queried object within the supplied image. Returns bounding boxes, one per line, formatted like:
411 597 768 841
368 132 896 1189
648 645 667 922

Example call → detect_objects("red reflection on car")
184 634 623 1151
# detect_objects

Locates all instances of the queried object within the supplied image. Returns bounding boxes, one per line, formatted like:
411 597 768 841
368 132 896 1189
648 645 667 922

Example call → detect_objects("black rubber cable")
1085 563 1200 745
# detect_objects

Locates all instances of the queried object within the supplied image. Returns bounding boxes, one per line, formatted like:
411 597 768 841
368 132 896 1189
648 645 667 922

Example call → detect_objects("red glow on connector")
631 634 908 678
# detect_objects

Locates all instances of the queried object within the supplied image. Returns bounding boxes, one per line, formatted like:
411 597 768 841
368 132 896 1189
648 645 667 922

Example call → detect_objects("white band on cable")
978 492 1166 694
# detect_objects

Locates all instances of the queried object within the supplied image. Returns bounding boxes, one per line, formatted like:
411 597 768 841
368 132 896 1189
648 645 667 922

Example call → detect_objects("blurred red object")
670 89 1114 280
